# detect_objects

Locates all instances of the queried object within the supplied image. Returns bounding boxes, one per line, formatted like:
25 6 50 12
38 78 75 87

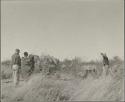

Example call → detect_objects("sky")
1 0 124 61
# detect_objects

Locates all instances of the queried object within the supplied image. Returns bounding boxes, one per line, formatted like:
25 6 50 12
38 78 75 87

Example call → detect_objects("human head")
15 49 20 54
24 52 28 57
100 53 104 56
101 53 107 57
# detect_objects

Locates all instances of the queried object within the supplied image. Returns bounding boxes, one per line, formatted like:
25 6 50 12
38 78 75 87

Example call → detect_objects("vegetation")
1 55 124 80
1 55 124 102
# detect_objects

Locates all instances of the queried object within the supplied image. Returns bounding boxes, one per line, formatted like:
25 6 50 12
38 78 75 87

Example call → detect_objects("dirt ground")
1 72 124 102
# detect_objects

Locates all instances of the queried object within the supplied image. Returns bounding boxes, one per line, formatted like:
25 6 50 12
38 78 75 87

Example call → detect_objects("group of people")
11 49 35 86
11 49 110 87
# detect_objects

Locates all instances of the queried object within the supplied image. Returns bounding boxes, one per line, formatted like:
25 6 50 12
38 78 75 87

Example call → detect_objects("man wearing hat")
11 49 21 86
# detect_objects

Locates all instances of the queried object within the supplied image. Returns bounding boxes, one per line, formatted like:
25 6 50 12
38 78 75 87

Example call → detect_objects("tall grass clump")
1 60 12 79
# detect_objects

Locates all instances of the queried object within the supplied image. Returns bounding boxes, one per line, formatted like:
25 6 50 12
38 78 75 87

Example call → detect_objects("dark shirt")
29 55 35 68
102 55 109 66
11 53 21 66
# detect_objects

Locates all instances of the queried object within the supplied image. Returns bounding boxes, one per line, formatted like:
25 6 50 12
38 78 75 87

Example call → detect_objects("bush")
1 70 12 79
1 60 12 79
39 55 60 75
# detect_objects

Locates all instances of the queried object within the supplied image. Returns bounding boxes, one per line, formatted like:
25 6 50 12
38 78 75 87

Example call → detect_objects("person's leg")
29 66 34 75
12 65 18 86
31 65 34 72
105 65 109 76
13 70 16 86
17 68 20 85
14 65 19 86
15 69 18 86
13 69 18 86
102 66 106 77
28 68 32 76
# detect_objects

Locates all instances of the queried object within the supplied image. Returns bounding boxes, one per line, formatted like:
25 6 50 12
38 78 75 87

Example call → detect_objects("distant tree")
110 56 123 66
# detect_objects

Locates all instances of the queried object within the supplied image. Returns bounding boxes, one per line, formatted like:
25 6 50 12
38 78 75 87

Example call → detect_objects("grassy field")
1 56 124 102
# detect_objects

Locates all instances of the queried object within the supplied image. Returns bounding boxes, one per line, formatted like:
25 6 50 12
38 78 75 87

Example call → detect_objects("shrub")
1 60 12 79
39 55 60 75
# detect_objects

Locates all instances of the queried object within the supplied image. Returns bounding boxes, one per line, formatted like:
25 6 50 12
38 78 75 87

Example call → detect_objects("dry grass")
9 73 74 102
1 56 124 102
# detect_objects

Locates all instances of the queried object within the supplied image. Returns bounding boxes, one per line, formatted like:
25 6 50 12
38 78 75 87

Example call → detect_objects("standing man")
101 53 110 76
11 49 21 86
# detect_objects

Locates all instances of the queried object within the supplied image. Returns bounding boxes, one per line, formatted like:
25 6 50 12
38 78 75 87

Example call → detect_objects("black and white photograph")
1 0 124 102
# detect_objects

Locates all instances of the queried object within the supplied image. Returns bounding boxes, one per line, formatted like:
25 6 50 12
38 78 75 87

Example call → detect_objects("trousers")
12 65 20 86
102 65 109 76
